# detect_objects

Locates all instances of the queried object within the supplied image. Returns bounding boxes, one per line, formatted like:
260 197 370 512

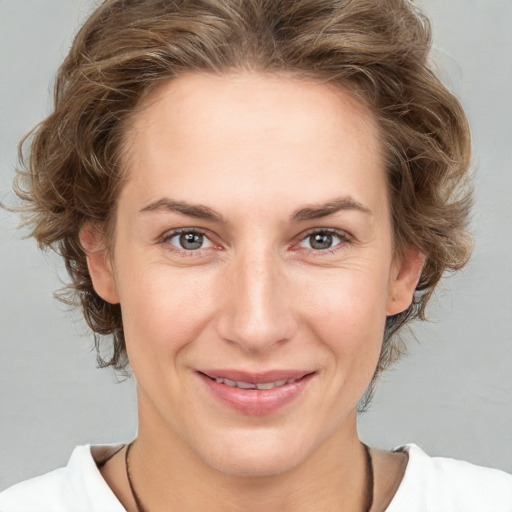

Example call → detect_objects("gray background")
1 0 511 491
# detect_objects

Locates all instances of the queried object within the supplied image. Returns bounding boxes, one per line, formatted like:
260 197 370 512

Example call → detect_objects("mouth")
198 369 314 386
207 376 301 390
197 369 316 415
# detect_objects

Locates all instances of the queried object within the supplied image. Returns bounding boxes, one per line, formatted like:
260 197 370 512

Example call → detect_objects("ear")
386 245 425 316
79 223 120 304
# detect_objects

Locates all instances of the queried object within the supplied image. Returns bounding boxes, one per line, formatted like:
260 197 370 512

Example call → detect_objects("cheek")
118 265 218 365
299 265 390 361
290 265 390 417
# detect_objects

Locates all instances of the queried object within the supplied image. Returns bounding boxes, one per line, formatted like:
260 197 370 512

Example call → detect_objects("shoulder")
0 445 126 512
387 443 512 512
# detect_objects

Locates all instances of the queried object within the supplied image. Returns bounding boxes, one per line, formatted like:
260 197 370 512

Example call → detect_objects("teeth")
236 381 257 389
214 377 298 389
255 382 275 390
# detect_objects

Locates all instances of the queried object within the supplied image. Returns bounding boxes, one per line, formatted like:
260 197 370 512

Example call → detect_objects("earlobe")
386 246 425 316
79 223 120 305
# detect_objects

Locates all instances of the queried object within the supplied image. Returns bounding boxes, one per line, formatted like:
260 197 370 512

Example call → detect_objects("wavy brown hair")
14 0 472 377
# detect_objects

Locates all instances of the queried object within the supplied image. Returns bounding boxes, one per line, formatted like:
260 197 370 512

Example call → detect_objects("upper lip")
198 369 315 383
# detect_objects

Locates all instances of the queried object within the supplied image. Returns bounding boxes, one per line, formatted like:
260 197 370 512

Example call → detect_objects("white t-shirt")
1 443 511 511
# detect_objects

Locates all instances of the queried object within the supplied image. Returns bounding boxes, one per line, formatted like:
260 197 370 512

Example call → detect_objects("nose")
214 247 297 354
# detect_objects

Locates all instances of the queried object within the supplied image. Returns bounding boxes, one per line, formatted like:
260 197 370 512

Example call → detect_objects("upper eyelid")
162 227 209 240
295 227 352 242
300 227 350 236
161 228 213 248
161 226 350 239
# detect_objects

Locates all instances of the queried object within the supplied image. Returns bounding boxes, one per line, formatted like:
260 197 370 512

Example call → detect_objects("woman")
1 0 511 510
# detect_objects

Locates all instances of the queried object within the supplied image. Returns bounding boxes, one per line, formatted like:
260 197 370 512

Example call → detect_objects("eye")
298 230 348 251
164 229 214 251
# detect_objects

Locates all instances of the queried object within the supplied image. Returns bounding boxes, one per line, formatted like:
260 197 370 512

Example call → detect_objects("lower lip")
199 373 314 415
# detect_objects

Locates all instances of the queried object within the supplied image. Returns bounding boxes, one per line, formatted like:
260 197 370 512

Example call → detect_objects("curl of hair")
14 0 472 374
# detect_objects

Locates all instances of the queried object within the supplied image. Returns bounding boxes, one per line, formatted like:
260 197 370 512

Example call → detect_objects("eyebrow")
290 197 371 222
139 198 226 223
138 196 370 223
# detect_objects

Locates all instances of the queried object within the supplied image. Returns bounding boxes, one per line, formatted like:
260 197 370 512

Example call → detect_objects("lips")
199 369 311 383
197 369 315 415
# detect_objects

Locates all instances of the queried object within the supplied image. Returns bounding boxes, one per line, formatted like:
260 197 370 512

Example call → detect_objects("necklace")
125 441 374 512
362 442 374 512
125 441 148 512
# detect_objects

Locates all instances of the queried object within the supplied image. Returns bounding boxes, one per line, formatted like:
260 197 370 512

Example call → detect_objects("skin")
83 72 422 511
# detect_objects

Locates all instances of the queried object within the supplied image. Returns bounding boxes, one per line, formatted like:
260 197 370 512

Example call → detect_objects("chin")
194 431 311 478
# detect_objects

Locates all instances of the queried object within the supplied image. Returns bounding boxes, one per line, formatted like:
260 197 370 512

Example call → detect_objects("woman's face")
88 72 420 476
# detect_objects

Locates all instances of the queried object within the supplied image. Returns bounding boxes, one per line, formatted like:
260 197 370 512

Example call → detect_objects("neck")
130 396 370 512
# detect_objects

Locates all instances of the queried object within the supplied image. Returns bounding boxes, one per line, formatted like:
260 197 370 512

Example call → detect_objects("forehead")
120 72 386 216
129 71 380 153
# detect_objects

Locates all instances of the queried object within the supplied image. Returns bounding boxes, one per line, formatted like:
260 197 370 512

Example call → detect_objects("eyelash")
160 228 352 257
161 228 215 258
296 228 351 255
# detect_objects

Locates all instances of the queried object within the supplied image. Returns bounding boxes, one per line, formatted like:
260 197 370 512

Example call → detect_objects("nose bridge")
216 243 295 352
